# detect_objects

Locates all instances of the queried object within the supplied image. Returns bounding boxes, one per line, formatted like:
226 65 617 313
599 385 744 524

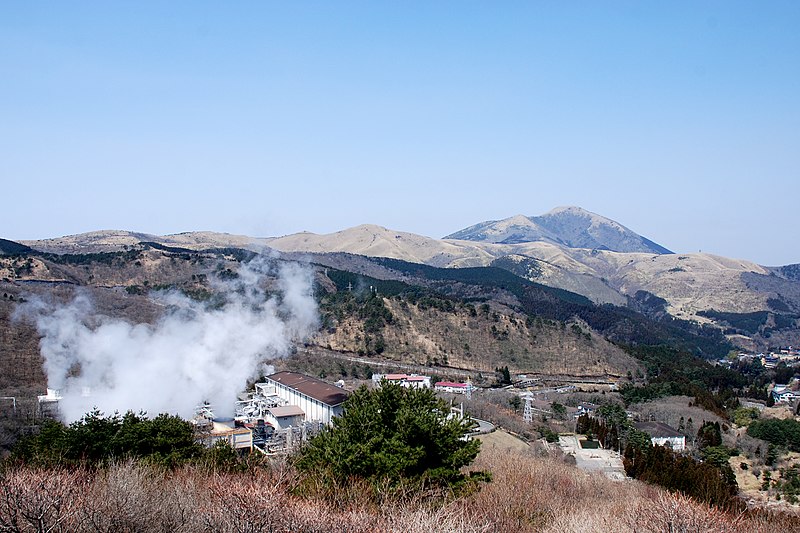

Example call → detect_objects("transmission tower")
522 393 533 424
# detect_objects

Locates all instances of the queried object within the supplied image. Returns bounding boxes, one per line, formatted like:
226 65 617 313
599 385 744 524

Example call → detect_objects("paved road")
300 348 473 377
470 417 495 434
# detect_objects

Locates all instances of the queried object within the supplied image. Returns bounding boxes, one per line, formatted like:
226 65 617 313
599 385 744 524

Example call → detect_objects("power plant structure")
194 371 348 454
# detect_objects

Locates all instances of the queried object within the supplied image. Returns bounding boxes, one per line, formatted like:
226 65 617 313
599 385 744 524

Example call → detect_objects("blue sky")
1 2 798 265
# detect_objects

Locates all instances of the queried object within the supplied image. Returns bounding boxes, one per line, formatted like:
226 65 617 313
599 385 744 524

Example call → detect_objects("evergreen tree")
697 421 722 448
13 409 203 467
295 382 485 493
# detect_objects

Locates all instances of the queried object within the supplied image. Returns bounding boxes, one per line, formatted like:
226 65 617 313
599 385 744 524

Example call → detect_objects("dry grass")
1 446 798 532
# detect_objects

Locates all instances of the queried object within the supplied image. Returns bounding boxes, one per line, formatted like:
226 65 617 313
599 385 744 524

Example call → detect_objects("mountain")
12 208 800 351
265 224 496 268
445 206 673 254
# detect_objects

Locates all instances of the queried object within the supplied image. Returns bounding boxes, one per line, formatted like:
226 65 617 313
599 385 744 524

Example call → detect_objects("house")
772 384 799 404
256 372 348 425
373 373 432 389
634 421 686 451
435 381 469 394
574 402 598 418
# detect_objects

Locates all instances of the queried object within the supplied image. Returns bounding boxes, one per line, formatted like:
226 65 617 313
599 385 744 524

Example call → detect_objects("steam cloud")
17 257 318 423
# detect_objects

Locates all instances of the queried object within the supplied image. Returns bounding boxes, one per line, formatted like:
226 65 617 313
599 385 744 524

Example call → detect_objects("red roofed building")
435 381 469 394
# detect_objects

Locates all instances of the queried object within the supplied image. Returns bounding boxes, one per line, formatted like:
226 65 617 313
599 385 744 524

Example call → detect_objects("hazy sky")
2 3 798 265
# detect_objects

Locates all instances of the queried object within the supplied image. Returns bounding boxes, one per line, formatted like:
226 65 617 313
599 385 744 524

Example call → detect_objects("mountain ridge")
10 208 800 350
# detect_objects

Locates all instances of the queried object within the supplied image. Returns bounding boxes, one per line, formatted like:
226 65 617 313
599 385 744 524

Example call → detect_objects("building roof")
267 372 348 406
634 421 684 439
435 381 467 388
267 405 305 418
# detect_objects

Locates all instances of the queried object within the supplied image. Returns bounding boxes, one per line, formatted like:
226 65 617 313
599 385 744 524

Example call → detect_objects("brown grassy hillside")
1 444 796 532
315 297 640 378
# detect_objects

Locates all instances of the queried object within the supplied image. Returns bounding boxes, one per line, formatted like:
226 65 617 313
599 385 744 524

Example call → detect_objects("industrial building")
256 371 348 425
37 388 62 417
198 417 253 451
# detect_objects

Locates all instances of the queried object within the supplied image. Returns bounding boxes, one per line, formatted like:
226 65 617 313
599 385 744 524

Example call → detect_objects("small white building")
265 405 305 430
435 381 469 394
257 372 348 425
634 421 686 451
373 373 431 389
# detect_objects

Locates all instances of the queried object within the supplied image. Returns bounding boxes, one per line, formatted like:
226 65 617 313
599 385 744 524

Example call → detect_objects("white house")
257 372 348 425
434 381 469 394
634 421 686 451
772 384 799 404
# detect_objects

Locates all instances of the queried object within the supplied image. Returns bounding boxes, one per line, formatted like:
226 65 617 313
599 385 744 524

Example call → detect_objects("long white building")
634 421 686 451
372 373 431 389
256 372 348 425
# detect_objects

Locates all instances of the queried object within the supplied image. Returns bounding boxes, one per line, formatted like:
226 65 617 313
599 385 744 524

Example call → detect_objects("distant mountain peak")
445 207 672 254
545 205 592 215
542 206 623 228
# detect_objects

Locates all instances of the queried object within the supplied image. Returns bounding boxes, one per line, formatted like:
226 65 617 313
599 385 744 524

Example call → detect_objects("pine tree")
295 382 484 493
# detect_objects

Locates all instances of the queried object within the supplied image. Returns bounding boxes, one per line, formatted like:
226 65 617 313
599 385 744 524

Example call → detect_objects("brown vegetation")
1 446 797 532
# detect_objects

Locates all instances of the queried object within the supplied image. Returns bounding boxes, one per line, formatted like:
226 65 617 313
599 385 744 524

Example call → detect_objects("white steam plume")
16 257 318 423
